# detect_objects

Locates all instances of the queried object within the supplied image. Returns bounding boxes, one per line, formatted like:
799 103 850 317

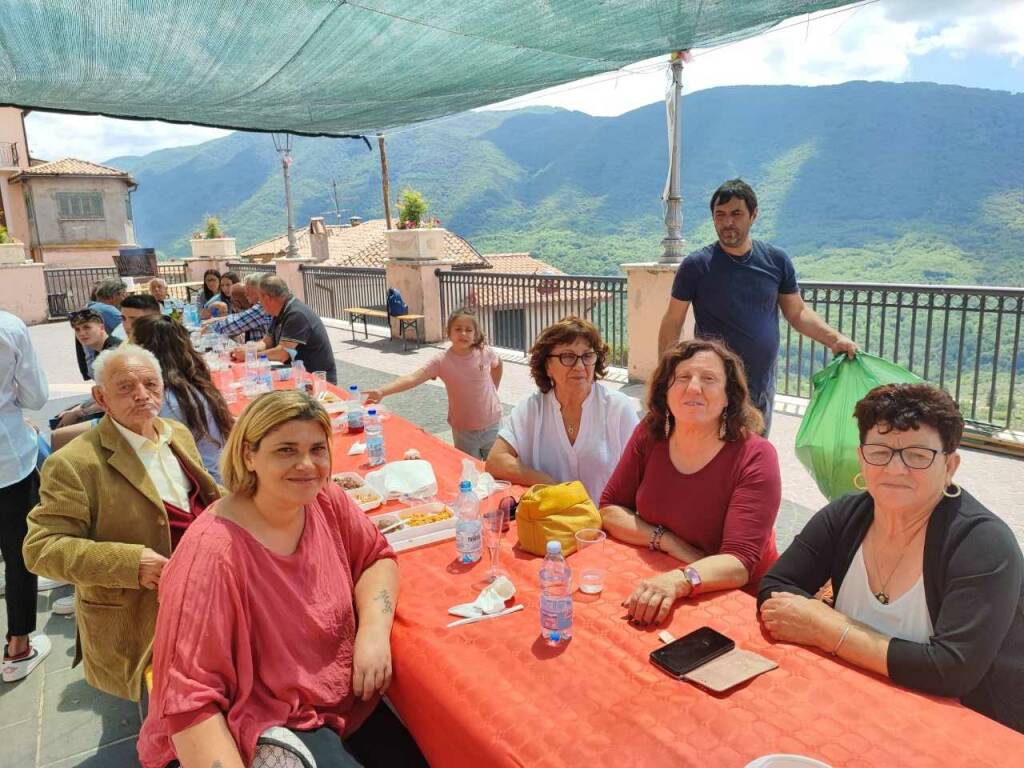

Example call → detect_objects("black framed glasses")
551 351 597 368
860 443 945 470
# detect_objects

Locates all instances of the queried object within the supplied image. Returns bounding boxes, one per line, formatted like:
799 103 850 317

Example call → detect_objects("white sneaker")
52 594 75 616
2 635 52 683
37 577 68 592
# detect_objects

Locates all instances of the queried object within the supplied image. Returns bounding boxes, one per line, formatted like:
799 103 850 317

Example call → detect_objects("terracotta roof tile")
17 157 132 178
482 252 563 275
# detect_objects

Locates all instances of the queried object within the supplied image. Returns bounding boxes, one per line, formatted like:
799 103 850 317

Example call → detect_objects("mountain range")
109 81 1024 286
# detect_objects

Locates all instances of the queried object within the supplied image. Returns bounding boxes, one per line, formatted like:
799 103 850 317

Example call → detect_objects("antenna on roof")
320 179 347 223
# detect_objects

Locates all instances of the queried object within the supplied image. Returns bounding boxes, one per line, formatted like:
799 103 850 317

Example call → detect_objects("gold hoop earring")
853 473 868 491
943 482 962 498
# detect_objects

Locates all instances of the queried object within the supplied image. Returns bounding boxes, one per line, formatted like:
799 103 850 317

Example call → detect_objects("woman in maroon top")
600 339 782 626
138 391 426 768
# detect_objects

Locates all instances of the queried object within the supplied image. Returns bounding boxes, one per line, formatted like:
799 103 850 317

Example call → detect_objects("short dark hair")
120 294 161 312
528 316 608 393
854 383 964 453
710 179 758 215
645 338 763 442
93 277 127 301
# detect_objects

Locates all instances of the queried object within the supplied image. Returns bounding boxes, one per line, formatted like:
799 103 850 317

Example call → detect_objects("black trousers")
0 470 39 642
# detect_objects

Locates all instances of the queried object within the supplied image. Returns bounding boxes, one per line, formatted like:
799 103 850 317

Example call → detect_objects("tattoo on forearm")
373 588 393 615
211 762 224 768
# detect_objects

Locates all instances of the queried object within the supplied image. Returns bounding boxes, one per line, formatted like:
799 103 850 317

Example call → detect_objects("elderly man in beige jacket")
24 344 220 701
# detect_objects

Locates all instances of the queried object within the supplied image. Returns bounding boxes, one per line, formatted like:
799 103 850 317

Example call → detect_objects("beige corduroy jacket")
23 415 220 701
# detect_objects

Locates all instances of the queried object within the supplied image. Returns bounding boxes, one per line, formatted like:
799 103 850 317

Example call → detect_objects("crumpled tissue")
447 576 516 618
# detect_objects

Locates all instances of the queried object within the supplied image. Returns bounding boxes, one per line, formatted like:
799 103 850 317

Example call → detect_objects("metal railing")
0 141 18 167
226 261 276 280
778 282 1024 429
437 270 629 367
42 266 119 319
156 261 188 284
301 265 389 327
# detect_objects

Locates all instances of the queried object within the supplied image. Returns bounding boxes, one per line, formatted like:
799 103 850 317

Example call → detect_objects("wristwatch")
681 566 702 597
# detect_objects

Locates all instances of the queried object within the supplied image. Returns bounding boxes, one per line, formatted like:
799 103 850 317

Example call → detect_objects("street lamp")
659 50 690 265
272 132 298 259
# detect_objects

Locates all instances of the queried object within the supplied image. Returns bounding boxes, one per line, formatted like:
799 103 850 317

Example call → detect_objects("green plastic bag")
795 352 922 501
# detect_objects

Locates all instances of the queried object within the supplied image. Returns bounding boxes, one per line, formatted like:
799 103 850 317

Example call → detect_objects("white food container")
370 502 456 552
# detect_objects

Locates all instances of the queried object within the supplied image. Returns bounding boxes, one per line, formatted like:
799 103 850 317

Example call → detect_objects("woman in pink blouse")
138 391 425 768
600 339 782 627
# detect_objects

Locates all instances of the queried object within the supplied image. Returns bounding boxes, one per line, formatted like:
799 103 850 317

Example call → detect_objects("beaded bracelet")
649 524 666 552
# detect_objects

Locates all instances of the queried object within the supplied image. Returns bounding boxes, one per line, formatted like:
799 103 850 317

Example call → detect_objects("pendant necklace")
867 526 924 605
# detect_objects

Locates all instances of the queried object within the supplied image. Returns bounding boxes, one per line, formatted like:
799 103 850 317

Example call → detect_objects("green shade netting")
0 0 858 136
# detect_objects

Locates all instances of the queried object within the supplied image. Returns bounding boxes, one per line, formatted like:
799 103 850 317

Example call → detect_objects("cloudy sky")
24 0 1024 163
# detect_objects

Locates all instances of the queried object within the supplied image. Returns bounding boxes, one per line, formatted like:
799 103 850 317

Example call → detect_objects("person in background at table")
116 293 162 341
231 275 338 385
657 179 857 434
55 309 124 427
75 277 126 380
137 391 426 768
0 310 52 683
149 278 176 315
194 268 222 316
486 316 639 502
200 271 240 320
366 308 503 459
133 315 234 483
204 273 270 343
759 383 1024 733
601 339 782 626
24 345 219 701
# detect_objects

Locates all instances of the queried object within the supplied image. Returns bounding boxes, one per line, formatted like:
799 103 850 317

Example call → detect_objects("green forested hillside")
110 81 1024 286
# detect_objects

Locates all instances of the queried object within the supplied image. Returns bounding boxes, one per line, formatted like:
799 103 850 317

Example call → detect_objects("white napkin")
347 442 366 456
447 576 516 618
365 460 438 499
459 459 505 500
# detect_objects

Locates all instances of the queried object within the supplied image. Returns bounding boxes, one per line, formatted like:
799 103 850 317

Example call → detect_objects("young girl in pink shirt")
366 309 503 459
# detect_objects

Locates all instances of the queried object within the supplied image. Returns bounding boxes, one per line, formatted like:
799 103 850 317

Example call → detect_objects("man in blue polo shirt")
658 179 857 434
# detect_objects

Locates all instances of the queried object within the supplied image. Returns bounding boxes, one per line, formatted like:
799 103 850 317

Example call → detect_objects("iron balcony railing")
42 266 120 319
226 261 276 280
0 141 18 167
301 265 389 328
437 270 628 368
156 261 188 284
778 282 1024 430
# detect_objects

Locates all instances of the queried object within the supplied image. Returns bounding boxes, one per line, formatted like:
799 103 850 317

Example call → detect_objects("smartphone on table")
650 626 735 679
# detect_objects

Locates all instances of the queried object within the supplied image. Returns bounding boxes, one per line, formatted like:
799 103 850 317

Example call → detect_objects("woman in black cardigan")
759 383 1024 733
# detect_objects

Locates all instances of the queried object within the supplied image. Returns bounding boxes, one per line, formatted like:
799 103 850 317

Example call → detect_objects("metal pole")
282 153 297 258
659 52 686 264
378 133 393 230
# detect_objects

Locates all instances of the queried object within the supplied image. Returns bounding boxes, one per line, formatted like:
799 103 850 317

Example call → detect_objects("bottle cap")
367 408 377 416
546 540 561 555
459 480 472 492
348 384 358 391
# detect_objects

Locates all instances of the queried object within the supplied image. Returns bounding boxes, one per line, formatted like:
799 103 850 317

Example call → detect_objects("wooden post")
378 133 393 230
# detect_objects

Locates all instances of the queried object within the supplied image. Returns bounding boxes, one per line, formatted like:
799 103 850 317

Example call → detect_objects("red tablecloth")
387 533 1022 768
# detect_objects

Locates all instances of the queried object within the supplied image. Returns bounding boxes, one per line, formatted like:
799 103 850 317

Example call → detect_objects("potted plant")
189 215 237 259
0 225 28 264
386 188 447 260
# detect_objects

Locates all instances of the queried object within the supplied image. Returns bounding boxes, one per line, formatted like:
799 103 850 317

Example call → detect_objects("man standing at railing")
658 179 857 434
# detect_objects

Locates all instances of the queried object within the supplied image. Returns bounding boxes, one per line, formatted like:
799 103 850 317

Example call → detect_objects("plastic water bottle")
183 303 199 328
539 540 573 646
453 479 483 564
347 384 364 433
366 408 385 466
257 354 273 392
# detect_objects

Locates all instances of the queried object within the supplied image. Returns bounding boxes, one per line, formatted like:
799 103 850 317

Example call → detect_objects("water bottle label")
455 520 482 559
540 595 572 630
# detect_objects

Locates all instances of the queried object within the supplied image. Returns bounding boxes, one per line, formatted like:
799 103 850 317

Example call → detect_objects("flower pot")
385 228 447 261
0 242 28 264
190 237 237 259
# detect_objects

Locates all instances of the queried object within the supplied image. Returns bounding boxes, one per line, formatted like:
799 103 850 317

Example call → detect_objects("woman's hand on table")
760 591 844 650
623 570 689 626
229 347 245 363
352 626 393 701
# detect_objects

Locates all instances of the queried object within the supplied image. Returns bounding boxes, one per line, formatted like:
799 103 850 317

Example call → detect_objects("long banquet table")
224 378 1023 768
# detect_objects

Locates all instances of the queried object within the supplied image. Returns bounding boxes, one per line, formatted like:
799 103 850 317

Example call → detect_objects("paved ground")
3 320 1022 766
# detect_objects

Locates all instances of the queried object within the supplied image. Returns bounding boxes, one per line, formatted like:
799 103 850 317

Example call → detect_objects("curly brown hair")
854 383 964 452
528 316 609 393
645 339 763 441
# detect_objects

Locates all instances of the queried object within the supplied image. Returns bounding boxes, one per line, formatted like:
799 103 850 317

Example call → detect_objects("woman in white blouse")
486 316 639 502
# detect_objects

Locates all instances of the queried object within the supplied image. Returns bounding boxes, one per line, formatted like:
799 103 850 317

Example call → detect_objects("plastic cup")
313 370 327 396
574 528 607 594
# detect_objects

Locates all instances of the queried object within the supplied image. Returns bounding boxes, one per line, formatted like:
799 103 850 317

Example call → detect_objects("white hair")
243 272 263 287
92 344 162 388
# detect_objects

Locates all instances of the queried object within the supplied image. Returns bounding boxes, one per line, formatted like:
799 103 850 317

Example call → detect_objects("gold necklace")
866 526 925 605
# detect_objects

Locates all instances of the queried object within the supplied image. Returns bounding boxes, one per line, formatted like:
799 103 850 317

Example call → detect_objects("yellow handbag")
515 481 602 556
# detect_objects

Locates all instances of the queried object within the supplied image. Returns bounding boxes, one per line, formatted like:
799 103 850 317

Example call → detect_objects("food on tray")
375 517 403 532
333 475 364 490
403 448 421 460
318 391 340 403
351 489 380 504
401 506 454 528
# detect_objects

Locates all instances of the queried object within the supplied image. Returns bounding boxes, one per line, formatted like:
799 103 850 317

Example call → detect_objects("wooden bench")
343 307 424 351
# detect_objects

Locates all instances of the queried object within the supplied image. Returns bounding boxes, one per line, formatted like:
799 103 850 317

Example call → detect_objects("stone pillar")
273 257 310 302
383 258 455 343
308 217 329 262
0 261 48 325
184 257 231 282
623 262 694 382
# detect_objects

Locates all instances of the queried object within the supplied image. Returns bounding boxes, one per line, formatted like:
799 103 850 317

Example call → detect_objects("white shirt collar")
111 416 173 451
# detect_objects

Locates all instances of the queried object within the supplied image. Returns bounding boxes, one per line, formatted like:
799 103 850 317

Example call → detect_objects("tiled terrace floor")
2 320 1022 766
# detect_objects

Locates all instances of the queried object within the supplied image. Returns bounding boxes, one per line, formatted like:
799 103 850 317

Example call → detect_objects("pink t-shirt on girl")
422 345 502 431
136 484 395 768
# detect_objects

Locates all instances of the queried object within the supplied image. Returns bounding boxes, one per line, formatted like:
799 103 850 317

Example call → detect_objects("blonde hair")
446 308 485 349
220 390 332 496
